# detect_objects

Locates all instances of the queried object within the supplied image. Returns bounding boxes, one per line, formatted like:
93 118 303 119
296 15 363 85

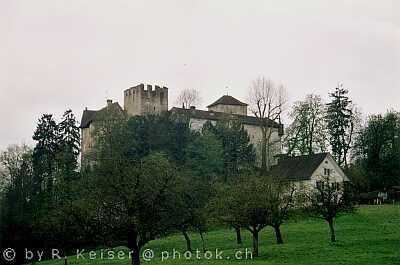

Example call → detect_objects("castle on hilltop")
80 83 284 165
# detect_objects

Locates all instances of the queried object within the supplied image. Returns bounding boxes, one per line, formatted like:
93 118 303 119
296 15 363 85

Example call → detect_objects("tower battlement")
124 83 168 116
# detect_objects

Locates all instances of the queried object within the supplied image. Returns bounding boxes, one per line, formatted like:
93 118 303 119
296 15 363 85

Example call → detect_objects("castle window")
324 168 331 176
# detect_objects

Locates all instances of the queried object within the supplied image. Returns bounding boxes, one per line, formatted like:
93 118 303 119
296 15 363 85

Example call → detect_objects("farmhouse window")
331 182 339 190
316 181 324 190
299 181 305 190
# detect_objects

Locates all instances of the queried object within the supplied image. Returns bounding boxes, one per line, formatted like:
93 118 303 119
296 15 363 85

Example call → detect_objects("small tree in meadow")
214 176 273 257
305 176 355 242
173 172 212 252
265 180 296 244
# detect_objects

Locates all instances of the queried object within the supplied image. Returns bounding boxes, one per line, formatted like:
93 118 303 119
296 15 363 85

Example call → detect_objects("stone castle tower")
124 83 168 116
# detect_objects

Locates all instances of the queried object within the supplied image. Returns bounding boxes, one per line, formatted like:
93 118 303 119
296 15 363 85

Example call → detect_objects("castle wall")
124 84 168 116
243 124 281 166
81 124 95 160
208 105 247 115
188 117 281 166
189 118 213 131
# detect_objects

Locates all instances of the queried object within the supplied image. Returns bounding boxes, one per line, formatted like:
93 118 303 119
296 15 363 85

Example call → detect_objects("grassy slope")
39 205 400 265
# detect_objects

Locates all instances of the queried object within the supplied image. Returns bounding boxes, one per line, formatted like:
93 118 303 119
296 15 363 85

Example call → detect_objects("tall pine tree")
326 84 355 168
57 109 80 180
32 114 59 200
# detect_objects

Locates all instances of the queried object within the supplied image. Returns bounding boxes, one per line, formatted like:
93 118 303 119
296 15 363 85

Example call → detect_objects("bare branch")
247 76 288 170
175 88 202 109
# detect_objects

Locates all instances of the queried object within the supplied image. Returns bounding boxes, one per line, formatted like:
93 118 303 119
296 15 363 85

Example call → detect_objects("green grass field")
37 205 400 265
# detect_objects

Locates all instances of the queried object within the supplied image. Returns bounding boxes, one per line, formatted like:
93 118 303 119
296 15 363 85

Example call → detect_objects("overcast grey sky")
1 0 399 149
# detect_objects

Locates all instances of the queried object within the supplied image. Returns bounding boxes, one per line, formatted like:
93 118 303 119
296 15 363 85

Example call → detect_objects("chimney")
107 99 113 106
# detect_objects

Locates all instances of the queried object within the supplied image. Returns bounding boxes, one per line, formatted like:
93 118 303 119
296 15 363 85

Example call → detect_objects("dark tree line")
79 113 263 264
0 110 261 264
351 111 400 192
0 110 80 264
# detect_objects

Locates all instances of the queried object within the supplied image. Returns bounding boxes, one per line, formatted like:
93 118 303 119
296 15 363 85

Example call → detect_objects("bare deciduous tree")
176 88 201 109
248 77 287 171
0 144 32 191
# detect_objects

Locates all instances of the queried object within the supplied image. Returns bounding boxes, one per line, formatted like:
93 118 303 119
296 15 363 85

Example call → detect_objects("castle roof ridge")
169 107 282 131
207 95 248 108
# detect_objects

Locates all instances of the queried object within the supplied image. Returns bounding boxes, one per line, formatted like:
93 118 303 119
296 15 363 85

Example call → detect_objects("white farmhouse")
269 153 350 189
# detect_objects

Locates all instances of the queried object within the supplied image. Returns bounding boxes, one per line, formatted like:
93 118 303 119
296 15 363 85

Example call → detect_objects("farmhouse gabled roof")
80 102 124 128
269 153 329 181
207 95 248 108
170 107 283 132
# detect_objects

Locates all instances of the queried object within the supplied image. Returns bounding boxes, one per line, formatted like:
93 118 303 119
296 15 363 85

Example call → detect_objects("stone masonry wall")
124 84 168 116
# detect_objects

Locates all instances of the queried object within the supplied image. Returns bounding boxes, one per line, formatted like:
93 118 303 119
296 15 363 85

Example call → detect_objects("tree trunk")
266 138 271 171
273 225 284 244
127 233 141 265
131 249 140 265
235 226 243 245
182 229 192 252
199 231 206 252
327 218 336 243
261 129 267 171
252 231 259 257
308 117 315 155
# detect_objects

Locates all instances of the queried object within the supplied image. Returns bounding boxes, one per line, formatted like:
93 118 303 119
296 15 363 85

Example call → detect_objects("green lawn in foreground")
37 205 400 265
